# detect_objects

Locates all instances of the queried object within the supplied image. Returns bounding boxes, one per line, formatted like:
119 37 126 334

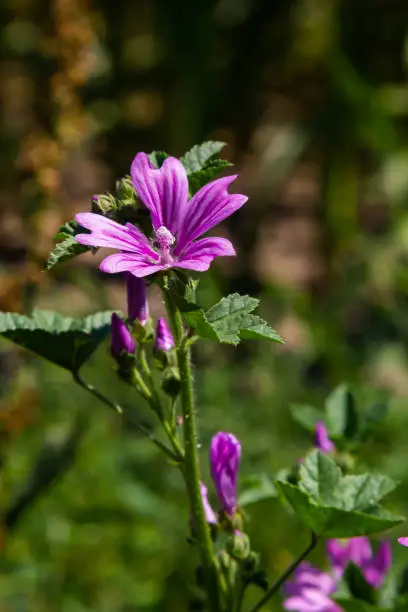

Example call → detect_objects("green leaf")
299 452 397 510
47 220 92 270
205 293 283 345
334 600 379 612
275 481 329 533
344 563 377 604
180 141 227 173
290 404 324 431
299 451 342 505
0 310 113 372
337 473 397 511
238 474 277 506
238 315 284 342
180 293 283 345
276 480 403 537
325 384 359 438
169 276 220 341
275 451 403 537
46 236 90 270
54 220 81 240
148 150 168 168
182 308 219 341
188 159 233 194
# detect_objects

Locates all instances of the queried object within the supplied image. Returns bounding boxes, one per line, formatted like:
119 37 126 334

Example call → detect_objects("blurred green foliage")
2 0 408 610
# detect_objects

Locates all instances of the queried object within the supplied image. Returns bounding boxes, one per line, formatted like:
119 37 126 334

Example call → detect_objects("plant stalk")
250 531 318 612
163 287 221 612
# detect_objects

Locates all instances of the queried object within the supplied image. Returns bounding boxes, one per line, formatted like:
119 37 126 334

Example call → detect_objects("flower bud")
126 272 149 325
200 482 217 525
91 192 117 215
226 530 250 560
111 313 135 357
314 421 335 453
154 318 175 352
210 432 241 516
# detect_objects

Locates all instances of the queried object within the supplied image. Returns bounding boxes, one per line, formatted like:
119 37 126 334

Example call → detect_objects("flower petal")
364 540 392 587
174 259 213 272
314 422 335 453
181 237 235 259
100 253 163 277
398 537 408 547
75 213 156 257
174 237 235 272
348 537 372 567
284 595 318 611
284 590 334 612
130 153 188 234
326 539 349 578
200 483 217 525
175 176 247 253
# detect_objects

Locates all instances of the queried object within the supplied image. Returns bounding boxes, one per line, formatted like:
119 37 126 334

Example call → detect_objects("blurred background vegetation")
2 0 408 610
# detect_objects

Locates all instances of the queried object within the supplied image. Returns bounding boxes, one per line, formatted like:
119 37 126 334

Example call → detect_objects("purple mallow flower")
111 313 135 356
327 537 391 588
210 432 241 516
75 153 247 277
200 482 217 524
283 537 392 612
398 537 408 547
155 318 175 352
284 563 342 612
126 272 149 325
314 422 335 454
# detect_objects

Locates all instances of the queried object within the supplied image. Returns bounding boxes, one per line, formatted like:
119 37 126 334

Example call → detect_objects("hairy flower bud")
126 273 149 325
111 313 135 356
91 192 117 215
210 432 241 516
226 530 251 560
154 318 174 352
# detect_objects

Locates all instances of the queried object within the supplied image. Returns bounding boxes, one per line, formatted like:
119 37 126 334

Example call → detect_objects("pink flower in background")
327 537 391 588
283 563 342 612
75 153 247 277
314 422 335 454
398 537 408 547
283 537 392 612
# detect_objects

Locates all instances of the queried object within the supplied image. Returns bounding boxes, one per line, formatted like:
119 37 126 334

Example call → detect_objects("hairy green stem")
250 532 318 612
169 396 177 433
73 371 180 462
163 286 221 612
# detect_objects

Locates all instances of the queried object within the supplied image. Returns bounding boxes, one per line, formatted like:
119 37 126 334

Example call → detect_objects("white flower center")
155 226 175 249
154 226 175 266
